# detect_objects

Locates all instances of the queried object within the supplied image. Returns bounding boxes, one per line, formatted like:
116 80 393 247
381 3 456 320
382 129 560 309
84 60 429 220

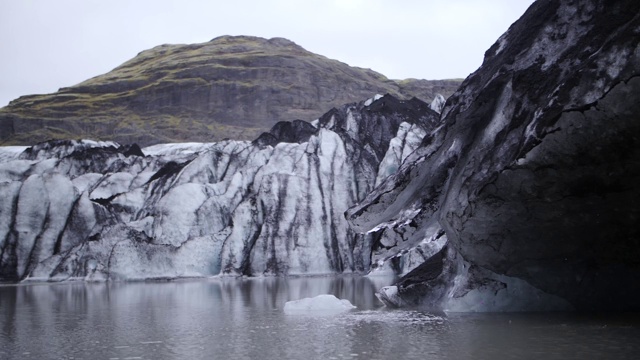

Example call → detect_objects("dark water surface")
1 276 640 359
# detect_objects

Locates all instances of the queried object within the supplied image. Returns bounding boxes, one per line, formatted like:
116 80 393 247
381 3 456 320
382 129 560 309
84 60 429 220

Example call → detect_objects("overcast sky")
0 0 535 107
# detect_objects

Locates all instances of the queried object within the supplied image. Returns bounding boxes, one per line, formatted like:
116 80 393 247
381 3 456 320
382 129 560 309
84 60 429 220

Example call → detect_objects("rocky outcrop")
0 36 460 147
347 0 640 311
0 95 440 281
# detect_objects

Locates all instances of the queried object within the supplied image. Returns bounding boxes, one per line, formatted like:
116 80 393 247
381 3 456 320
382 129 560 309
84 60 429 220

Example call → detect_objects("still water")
1 276 640 360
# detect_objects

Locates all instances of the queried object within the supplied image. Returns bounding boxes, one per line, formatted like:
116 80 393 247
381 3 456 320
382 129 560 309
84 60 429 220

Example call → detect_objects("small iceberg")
284 294 356 314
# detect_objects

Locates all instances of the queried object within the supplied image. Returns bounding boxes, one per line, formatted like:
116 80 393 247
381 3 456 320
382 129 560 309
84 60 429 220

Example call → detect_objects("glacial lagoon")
2 276 640 360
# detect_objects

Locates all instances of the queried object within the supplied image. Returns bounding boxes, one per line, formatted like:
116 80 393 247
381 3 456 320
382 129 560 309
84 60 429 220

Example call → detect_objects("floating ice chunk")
284 294 356 314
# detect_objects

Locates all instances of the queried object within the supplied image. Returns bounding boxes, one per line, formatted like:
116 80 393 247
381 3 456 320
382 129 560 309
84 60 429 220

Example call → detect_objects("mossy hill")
0 35 461 146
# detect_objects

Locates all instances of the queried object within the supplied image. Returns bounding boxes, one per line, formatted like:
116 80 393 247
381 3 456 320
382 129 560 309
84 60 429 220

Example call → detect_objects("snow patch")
364 94 384 106
142 142 216 156
482 80 513 145
0 146 28 163
429 94 446 114
494 32 509 56
79 139 119 148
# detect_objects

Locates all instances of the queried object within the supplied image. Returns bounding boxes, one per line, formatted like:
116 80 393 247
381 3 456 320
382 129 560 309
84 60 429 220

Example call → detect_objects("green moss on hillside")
1 36 462 146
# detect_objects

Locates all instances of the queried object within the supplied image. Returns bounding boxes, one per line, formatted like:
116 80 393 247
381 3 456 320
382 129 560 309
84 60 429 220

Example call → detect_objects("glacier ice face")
0 95 440 281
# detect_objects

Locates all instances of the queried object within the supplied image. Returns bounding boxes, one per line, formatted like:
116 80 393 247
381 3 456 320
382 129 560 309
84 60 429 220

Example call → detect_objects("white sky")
0 0 535 107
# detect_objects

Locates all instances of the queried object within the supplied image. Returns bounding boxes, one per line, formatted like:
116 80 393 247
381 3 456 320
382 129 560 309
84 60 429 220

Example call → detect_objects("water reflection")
2 276 640 360
0 276 393 359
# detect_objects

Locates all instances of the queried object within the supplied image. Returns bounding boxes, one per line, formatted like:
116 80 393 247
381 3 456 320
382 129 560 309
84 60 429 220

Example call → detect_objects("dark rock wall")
347 0 640 310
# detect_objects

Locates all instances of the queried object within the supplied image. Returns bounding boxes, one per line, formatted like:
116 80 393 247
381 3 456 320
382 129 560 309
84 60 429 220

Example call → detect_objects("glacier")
4 0 638 314
0 95 441 282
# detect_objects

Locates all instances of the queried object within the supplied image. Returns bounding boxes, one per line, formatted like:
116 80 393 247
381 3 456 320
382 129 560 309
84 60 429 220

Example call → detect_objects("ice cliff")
347 0 640 311
0 95 439 281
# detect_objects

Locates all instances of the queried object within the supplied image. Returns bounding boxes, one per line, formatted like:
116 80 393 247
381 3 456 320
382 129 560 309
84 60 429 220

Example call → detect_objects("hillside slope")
0 36 460 146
